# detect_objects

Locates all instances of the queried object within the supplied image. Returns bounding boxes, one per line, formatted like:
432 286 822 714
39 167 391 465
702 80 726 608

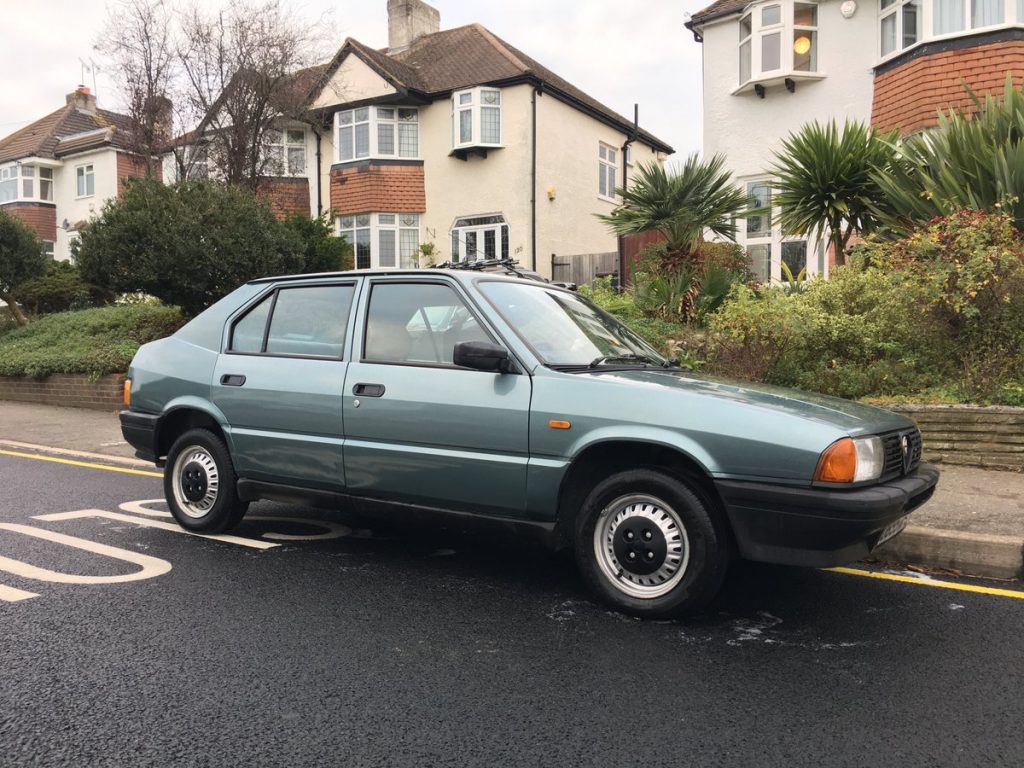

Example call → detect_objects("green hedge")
0 304 184 379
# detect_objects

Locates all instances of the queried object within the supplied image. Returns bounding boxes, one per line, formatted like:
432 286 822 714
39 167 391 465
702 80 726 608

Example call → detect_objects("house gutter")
618 104 639 289
314 127 323 217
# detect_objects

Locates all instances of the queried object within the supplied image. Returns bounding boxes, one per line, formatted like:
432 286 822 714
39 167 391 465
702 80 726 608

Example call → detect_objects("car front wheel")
164 428 248 534
574 469 730 618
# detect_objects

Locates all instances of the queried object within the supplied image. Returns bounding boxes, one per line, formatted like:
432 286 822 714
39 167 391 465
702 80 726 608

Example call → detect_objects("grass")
0 304 184 379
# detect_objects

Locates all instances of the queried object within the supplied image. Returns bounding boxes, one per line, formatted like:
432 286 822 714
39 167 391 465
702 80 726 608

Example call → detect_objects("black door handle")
220 374 246 387
352 383 385 397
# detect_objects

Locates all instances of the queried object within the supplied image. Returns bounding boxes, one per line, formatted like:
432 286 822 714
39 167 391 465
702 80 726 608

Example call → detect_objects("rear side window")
229 284 355 358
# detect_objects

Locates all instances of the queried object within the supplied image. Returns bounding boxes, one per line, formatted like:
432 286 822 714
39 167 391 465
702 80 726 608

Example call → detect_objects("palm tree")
770 119 898 266
598 154 750 265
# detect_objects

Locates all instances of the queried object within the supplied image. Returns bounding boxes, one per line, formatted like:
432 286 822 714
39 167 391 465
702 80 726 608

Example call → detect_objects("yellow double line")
0 448 162 478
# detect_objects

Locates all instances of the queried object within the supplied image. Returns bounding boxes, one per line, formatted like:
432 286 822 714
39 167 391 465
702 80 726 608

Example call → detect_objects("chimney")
66 85 97 114
387 0 440 53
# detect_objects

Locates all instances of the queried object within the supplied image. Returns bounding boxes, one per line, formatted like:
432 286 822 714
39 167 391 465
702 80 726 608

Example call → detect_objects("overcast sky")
0 0 709 162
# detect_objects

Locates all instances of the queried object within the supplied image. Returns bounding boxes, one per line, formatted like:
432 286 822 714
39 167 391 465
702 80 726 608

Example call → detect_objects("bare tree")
96 0 177 177
177 0 326 188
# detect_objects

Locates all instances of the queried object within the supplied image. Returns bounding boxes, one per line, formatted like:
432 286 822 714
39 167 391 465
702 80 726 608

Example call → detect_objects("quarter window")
335 106 419 162
76 164 95 197
364 282 490 365
599 144 618 200
451 87 502 149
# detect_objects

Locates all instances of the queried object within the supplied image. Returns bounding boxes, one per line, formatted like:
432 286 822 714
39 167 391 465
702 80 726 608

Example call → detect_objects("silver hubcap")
171 445 220 519
593 493 690 599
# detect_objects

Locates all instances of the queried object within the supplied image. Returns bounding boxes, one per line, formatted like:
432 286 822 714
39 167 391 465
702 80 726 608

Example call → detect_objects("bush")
74 179 305 317
0 208 48 325
282 213 353 273
15 261 110 315
0 304 184 379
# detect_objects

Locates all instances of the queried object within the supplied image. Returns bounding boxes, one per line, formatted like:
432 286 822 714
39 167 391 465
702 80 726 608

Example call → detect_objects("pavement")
1 400 1022 582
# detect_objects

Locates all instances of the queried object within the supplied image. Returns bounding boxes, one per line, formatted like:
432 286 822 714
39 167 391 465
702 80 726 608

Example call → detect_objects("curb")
873 526 1024 581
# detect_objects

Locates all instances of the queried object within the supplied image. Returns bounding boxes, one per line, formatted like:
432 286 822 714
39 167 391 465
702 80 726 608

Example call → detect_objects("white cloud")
1 0 710 160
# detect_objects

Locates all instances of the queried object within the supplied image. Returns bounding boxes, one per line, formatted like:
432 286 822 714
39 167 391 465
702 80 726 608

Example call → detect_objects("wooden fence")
550 252 619 286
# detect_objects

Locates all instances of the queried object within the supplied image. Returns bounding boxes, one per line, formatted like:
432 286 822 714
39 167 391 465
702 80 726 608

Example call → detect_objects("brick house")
686 0 1024 282
177 0 673 279
0 87 154 262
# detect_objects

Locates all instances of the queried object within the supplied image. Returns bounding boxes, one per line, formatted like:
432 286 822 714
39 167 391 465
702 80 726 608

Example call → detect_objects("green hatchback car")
120 269 938 617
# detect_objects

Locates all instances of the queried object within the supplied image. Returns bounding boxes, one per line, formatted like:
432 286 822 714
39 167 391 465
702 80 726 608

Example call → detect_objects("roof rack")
431 258 578 291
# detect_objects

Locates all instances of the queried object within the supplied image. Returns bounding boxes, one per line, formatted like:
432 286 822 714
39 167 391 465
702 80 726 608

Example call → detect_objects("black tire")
164 428 248 534
573 468 730 618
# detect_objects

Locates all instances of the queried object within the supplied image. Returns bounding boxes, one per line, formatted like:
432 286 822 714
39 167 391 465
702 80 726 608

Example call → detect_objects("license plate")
876 518 907 547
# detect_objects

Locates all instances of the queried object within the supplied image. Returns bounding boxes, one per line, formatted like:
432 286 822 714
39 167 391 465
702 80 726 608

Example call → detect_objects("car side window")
364 282 491 365
229 284 355 358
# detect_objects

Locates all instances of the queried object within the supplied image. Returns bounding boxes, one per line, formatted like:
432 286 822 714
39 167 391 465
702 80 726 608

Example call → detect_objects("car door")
342 277 532 517
212 280 360 490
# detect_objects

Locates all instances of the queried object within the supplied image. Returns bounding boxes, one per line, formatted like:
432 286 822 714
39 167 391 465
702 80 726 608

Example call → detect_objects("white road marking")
0 584 40 602
0 523 172 585
34 510 279 551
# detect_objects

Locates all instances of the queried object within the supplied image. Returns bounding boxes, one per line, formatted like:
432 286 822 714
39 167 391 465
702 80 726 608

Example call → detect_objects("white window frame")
0 163 54 204
736 0 821 90
266 128 307 176
449 214 509 263
451 87 503 150
881 0 1021 62
334 107 420 164
76 163 95 198
336 212 421 269
598 143 618 202
736 177 825 283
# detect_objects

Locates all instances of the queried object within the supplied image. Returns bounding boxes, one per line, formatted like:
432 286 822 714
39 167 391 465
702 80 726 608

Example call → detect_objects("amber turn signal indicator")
548 419 571 430
123 378 132 407
814 437 856 483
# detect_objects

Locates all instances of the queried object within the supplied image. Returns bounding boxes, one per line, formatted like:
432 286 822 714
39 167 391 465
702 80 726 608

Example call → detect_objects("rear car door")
342 277 532 517
212 280 359 490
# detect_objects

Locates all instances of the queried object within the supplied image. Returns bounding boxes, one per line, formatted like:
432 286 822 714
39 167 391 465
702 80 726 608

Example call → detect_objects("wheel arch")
155 398 231 459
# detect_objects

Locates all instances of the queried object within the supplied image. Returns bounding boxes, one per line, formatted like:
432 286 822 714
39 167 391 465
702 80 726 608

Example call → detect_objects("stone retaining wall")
0 374 125 411
888 405 1024 471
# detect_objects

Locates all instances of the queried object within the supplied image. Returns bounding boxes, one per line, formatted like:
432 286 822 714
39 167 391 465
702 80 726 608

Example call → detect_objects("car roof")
247 268 558 288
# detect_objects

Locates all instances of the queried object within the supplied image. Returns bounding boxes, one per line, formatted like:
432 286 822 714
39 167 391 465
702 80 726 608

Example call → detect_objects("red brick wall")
330 162 426 215
872 41 1024 133
258 177 311 219
0 374 125 411
3 203 57 242
116 151 160 195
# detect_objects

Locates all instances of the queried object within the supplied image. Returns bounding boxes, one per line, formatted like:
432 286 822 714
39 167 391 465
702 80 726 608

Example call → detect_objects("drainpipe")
531 82 542 272
618 104 639 290
314 127 323 217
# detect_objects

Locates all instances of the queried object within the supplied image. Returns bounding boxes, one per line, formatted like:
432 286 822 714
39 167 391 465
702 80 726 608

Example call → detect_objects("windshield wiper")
588 353 661 368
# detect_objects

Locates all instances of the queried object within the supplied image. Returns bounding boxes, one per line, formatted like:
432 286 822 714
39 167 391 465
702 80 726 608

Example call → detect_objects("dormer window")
451 87 502 153
737 1 819 90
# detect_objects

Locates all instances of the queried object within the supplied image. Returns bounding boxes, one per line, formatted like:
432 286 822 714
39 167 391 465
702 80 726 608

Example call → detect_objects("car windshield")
478 280 670 368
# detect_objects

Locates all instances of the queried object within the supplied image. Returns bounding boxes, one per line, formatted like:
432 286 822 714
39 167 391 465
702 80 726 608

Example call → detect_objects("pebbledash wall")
0 374 125 411
888 405 1024 470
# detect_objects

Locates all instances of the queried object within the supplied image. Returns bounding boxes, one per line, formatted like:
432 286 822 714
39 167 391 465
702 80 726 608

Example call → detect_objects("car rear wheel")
164 428 248 534
574 468 730 618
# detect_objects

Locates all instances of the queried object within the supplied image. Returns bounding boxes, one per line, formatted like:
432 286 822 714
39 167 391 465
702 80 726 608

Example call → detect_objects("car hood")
583 368 912 435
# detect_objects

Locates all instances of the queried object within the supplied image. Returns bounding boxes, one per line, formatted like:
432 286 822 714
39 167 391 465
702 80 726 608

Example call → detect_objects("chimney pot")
66 85 97 113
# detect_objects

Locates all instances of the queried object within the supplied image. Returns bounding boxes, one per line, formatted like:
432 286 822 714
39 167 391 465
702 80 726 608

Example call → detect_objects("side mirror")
453 341 512 373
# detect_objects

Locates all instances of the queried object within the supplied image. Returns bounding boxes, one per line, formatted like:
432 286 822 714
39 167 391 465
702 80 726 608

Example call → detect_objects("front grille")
881 428 922 477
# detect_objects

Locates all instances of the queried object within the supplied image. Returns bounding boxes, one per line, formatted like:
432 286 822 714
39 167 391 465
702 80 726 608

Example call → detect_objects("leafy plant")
0 209 48 325
282 212 353 274
15 261 110 315
779 261 808 295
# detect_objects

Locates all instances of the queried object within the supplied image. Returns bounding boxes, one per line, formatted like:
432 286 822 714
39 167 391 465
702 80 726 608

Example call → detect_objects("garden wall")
888 405 1024 470
0 374 124 411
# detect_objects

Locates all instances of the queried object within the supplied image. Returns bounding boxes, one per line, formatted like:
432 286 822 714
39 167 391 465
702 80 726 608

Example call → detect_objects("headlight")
814 436 884 483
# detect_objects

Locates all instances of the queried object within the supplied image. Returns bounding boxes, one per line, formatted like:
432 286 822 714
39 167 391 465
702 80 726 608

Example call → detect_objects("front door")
212 281 359 490
342 278 531 516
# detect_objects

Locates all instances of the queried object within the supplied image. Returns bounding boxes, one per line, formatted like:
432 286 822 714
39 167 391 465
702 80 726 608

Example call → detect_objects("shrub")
282 212 353 273
15 261 110 315
0 208 48 325
0 304 184 379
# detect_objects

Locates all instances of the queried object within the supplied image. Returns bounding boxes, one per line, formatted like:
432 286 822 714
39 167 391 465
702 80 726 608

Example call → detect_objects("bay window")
0 163 55 204
884 0 1022 59
0 165 19 203
335 107 419 163
337 213 421 269
451 87 502 149
737 1 819 88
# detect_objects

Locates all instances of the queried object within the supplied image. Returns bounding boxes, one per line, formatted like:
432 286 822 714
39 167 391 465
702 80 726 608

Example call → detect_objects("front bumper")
120 409 160 464
715 464 939 568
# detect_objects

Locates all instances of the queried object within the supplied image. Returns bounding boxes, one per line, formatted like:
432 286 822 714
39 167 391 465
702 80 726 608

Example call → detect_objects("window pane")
794 3 817 26
76 168 85 196
40 179 53 201
356 214 371 227
761 32 781 70
481 107 500 143
466 231 478 261
265 129 282 145
377 108 395 120
747 244 771 283
501 225 509 260
793 30 817 71
398 108 418 121
354 107 369 122
972 0 1003 26
378 214 396 225
484 229 496 259
265 285 354 357
0 179 14 203
399 228 419 268
452 231 461 262
746 182 771 237
935 0 966 32
339 215 354 228
287 147 305 174
378 122 395 155
231 295 273 353
881 13 897 55
378 229 396 268
22 179 33 198
21 166 34 177
762 4 782 24
355 229 371 269
599 163 608 197
339 111 353 125
903 0 921 46
740 13 752 39
398 122 418 157
459 92 472 105
39 168 53 180
607 148 617 164
287 130 304 144
86 169 94 196
340 125 353 161
459 109 473 143
781 241 807 279
401 214 419 227
481 89 500 105
355 123 370 157
739 39 751 83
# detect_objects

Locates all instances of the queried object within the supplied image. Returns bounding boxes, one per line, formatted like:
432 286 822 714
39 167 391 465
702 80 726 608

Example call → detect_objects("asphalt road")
1 449 1022 768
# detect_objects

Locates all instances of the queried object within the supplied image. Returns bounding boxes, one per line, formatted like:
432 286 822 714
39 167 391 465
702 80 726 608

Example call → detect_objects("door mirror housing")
453 341 512 373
